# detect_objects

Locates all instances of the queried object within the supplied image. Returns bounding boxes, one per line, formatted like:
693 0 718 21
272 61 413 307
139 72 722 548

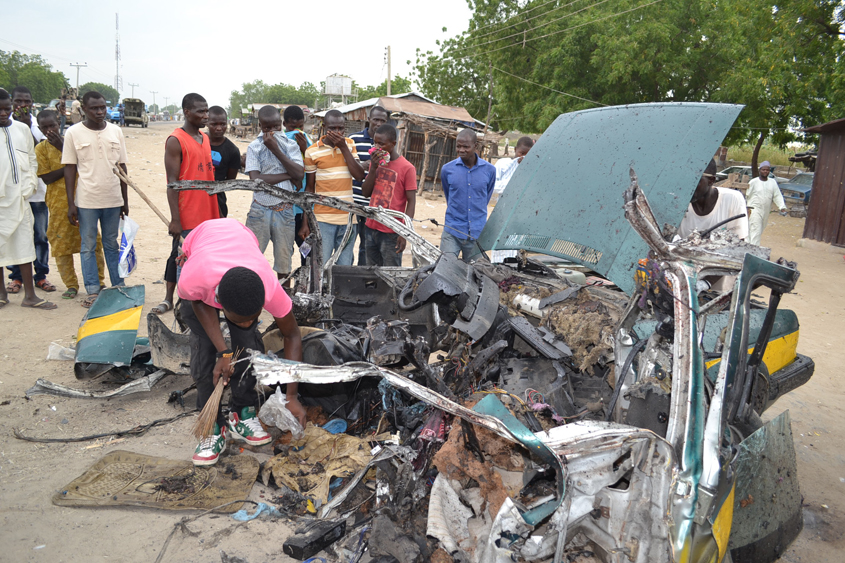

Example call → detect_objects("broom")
191 347 241 440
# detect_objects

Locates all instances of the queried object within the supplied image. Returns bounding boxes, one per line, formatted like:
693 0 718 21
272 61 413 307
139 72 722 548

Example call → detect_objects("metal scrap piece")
539 285 582 309
508 316 572 358
26 369 169 399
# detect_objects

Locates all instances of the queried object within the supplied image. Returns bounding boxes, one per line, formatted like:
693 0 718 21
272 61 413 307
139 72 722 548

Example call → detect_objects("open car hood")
478 102 743 294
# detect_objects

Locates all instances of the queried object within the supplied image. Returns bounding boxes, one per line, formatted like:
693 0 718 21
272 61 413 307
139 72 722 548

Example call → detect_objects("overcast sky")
3 0 471 108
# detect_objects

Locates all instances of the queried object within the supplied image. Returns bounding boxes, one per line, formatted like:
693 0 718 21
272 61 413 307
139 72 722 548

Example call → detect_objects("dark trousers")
180 300 265 427
9 202 49 282
163 229 192 284
217 193 228 218
365 227 403 267
294 213 306 268
356 215 368 265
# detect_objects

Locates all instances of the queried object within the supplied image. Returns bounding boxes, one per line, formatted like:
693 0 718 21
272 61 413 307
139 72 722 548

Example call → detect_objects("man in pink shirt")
178 218 305 466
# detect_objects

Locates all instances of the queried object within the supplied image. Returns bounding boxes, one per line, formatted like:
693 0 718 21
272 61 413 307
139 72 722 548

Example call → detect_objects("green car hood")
478 102 743 294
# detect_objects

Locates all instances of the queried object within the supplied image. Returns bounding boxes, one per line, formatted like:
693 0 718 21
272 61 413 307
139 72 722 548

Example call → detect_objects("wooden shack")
801 118 845 245
315 93 502 191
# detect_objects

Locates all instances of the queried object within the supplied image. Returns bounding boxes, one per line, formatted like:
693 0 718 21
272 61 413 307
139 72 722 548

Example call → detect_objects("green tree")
414 0 843 137
0 50 68 102
79 82 121 105
228 81 323 114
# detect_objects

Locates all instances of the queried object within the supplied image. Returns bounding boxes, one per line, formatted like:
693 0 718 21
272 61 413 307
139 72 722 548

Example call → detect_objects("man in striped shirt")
299 110 365 266
349 106 389 265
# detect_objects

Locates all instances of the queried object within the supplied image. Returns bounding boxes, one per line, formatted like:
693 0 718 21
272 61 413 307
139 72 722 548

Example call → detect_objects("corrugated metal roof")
378 98 475 122
314 93 475 122
803 117 845 134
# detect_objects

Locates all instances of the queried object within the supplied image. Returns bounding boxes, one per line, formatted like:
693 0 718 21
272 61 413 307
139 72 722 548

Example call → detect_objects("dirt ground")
0 121 842 562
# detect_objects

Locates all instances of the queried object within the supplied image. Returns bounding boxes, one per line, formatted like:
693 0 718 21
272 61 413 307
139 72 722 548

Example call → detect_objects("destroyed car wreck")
42 102 812 563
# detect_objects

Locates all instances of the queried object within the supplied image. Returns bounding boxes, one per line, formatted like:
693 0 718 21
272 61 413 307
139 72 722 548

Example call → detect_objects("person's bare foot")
20 296 57 310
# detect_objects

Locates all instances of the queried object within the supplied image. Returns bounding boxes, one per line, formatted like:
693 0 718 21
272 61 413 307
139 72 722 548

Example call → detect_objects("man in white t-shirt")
677 160 749 291
678 160 748 240
62 91 129 307
745 161 787 246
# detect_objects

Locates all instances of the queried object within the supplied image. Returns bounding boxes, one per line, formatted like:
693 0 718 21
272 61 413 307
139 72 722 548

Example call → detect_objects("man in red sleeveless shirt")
153 93 220 314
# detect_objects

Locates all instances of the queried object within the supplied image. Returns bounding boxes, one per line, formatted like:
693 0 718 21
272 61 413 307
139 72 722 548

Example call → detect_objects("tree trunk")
751 130 767 177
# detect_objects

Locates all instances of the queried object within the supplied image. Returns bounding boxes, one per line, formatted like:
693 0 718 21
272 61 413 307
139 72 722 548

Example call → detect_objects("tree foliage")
78 82 121 105
357 76 414 99
0 50 68 103
228 81 321 115
414 0 844 143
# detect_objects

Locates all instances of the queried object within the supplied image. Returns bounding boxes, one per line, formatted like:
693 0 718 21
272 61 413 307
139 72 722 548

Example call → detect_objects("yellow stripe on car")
706 331 799 374
77 306 144 341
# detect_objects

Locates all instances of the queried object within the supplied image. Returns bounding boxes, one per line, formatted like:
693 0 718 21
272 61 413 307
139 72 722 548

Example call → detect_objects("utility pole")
150 91 158 114
69 63 87 91
114 13 122 94
386 45 392 96
163 96 169 111
128 83 139 97
484 61 493 137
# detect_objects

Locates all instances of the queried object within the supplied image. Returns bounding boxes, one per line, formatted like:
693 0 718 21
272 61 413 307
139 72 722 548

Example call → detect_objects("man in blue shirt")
349 106 389 264
439 129 497 262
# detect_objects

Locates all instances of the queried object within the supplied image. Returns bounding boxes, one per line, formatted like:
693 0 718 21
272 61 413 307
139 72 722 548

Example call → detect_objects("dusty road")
0 121 842 562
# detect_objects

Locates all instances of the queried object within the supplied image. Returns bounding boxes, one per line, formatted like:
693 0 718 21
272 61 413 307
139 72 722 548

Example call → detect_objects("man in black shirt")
208 106 241 217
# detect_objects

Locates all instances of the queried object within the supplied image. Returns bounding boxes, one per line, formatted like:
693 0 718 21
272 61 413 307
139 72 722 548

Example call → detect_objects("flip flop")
21 298 57 310
5 280 22 294
0 298 8 308
62 287 78 299
36 279 57 292
82 294 99 308
151 300 173 315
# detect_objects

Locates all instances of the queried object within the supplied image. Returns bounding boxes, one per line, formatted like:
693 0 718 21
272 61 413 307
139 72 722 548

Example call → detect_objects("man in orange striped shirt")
299 110 365 265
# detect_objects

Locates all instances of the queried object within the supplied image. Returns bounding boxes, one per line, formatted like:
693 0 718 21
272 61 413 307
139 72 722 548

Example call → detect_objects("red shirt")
365 156 417 234
169 128 219 230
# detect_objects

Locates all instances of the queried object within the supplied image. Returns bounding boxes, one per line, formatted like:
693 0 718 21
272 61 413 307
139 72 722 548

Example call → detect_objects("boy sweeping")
178 218 305 466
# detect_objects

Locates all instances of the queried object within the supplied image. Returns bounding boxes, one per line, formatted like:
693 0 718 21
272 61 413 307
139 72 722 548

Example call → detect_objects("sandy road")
0 121 841 562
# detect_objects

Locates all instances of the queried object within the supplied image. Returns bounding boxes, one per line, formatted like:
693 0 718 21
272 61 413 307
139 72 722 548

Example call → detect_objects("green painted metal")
85 285 145 318
728 411 803 558
75 285 145 365
478 102 743 295
472 394 564 526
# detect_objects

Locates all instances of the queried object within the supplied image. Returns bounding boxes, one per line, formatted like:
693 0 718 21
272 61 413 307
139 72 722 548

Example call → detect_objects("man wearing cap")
745 161 787 246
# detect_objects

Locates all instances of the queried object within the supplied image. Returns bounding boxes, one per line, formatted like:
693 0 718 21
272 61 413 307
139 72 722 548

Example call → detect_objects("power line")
0 38 114 80
449 0 665 60
469 0 577 34
451 0 617 57
470 0 591 41
493 66 607 107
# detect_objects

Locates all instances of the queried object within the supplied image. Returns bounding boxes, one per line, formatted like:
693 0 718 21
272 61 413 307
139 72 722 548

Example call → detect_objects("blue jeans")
78 207 123 294
9 202 49 282
440 231 481 263
245 201 296 275
318 221 357 266
365 227 402 267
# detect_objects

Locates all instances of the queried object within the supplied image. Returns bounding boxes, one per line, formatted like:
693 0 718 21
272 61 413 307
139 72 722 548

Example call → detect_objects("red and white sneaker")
192 424 227 466
228 406 272 446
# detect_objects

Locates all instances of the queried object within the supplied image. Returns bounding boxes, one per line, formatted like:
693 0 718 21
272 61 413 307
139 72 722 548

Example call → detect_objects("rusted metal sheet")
802 127 845 245
379 98 476 122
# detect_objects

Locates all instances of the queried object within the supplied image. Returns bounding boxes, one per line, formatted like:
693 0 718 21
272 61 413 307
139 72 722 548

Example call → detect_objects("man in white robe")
746 161 787 246
0 88 56 309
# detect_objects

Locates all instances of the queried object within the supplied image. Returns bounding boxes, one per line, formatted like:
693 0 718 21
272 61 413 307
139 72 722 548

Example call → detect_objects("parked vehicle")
108 107 121 123
778 171 814 206
122 98 148 127
716 165 787 183
156 102 812 563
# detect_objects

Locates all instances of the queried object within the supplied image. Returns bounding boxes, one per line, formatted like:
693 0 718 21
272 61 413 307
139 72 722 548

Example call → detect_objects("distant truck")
122 98 149 127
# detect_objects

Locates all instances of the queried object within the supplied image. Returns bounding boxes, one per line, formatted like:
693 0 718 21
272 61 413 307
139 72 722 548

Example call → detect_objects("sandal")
21 298 58 310
82 293 99 308
5 280 22 294
36 279 57 292
62 287 78 299
151 300 173 315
